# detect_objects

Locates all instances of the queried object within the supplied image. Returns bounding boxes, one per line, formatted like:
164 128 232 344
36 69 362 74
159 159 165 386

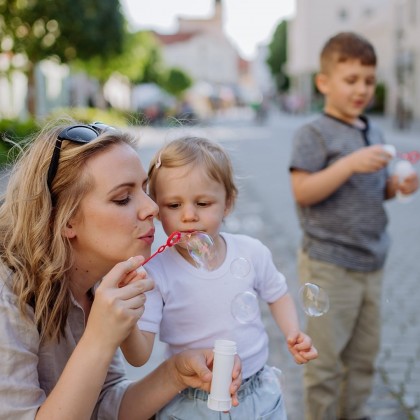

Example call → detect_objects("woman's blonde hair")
148 136 238 207
0 118 137 342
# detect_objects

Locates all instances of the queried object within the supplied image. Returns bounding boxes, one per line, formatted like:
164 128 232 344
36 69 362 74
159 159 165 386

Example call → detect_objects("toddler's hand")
287 332 318 364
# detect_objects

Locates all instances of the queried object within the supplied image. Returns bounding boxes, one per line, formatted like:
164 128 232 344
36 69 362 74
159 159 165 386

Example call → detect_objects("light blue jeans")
156 365 287 420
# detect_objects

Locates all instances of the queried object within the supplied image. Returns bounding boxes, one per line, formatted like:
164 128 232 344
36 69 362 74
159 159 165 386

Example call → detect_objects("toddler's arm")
269 293 318 364
291 145 392 206
121 328 155 367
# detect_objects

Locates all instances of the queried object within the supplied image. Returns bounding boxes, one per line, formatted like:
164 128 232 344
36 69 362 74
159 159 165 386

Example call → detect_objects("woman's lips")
139 229 155 245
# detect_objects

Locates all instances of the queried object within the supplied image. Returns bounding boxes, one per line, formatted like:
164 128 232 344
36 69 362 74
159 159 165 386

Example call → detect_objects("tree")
75 30 162 85
162 67 193 98
0 0 125 115
266 20 289 92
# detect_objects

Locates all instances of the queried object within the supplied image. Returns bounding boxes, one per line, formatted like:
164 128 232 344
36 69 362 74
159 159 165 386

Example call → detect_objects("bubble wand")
140 231 182 266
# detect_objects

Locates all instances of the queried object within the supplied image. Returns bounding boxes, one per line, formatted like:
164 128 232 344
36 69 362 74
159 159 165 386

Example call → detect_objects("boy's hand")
287 332 318 364
398 172 419 195
346 145 391 174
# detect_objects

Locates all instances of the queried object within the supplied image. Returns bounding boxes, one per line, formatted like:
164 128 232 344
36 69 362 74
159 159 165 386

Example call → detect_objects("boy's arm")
291 144 392 206
120 329 155 367
269 293 318 364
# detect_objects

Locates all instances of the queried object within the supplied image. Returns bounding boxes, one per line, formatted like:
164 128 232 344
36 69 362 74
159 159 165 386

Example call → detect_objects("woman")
0 119 241 419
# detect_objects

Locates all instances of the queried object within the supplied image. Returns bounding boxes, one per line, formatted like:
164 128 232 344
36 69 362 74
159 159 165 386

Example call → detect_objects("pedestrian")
0 120 242 419
289 32 418 420
120 136 318 419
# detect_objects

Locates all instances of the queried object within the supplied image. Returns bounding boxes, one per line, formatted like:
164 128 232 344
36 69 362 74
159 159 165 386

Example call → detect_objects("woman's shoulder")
0 269 35 324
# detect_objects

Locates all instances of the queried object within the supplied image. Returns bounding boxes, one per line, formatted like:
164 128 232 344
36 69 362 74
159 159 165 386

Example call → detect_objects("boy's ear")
315 73 329 95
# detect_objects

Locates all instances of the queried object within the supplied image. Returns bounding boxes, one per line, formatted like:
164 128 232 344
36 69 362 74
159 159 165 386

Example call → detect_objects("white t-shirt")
139 232 288 379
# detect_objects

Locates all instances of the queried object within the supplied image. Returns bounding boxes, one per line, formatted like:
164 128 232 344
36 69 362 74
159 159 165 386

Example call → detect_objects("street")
127 108 420 420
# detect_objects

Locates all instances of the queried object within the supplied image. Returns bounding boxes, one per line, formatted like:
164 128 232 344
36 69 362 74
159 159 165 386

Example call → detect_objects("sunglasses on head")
47 122 115 205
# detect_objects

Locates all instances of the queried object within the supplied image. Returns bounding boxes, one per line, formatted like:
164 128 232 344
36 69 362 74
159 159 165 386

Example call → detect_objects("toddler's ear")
315 73 328 95
224 199 234 217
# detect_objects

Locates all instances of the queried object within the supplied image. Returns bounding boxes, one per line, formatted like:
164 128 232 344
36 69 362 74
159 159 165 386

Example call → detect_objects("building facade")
287 0 420 120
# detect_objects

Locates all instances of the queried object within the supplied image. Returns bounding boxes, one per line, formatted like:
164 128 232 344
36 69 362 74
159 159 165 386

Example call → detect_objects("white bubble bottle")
394 160 416 203
207 339 237 412
382 144 396 158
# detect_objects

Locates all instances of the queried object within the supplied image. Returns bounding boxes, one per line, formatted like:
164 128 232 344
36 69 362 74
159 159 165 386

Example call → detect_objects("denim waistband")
180 366 265 402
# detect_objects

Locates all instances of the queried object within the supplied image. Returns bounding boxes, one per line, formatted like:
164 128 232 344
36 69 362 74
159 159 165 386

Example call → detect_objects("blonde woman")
0 120 241 419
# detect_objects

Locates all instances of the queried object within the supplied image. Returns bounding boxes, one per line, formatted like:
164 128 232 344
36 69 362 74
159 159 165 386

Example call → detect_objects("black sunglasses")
47 122 115 205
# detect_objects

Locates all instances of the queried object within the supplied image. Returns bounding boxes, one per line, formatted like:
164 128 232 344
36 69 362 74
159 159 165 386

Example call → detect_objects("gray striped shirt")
290 114 390 271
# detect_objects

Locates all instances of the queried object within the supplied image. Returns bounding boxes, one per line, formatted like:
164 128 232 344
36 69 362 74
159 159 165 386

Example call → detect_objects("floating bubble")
181 232 217 270
230 257 251 278
298 283 330 317
260 366 284 395
231 291 259 323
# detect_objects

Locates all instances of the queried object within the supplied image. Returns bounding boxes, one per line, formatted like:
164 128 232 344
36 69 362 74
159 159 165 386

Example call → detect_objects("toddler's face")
317 59 376 124
153 163 230 249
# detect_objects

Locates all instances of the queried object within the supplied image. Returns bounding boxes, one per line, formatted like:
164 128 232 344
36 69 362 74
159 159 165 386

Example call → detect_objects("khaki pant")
298 250 383 420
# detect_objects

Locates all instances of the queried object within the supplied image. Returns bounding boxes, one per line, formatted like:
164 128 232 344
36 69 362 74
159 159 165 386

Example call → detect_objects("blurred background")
1 0 418 165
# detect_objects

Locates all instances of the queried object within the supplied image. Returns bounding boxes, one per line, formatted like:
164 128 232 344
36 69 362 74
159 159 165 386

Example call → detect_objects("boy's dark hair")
320 31 377 73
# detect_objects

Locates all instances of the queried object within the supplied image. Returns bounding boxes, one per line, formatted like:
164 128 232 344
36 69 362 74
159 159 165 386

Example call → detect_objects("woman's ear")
63 220 76 238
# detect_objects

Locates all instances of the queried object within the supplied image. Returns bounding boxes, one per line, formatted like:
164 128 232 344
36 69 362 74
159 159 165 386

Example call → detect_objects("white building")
393 0 420 121
287 0 400 116
153 0 245 89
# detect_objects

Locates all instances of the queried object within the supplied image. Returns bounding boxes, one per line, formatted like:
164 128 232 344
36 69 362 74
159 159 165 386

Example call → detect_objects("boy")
289 32 418 420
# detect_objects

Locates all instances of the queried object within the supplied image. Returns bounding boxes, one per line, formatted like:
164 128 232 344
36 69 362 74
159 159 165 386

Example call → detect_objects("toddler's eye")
168 203 180 209
197 202 210 207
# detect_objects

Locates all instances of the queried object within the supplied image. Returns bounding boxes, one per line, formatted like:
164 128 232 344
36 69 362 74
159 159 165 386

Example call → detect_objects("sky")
120 0 296 59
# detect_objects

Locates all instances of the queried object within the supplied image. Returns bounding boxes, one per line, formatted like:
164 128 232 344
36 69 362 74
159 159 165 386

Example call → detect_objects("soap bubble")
230 257 251 278
181 232 217 270
231 291 259 323
298 283 330 317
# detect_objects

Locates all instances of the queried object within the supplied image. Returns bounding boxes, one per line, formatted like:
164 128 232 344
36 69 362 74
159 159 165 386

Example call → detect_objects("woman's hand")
85 257 154 352
172 349 242 407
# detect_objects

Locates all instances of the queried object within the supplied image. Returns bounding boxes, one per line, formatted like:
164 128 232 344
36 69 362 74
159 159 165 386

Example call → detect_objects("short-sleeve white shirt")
140 232 288 379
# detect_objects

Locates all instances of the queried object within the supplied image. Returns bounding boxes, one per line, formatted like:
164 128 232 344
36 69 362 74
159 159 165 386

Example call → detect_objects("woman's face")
66 143 158 274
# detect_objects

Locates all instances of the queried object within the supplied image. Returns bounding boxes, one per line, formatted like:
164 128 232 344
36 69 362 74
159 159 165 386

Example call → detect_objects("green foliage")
266 20 289 92
45 107 128 126
0 118 40 166
74 30 163 84
367 82 386 114
162 67 193 97
1 0 125 64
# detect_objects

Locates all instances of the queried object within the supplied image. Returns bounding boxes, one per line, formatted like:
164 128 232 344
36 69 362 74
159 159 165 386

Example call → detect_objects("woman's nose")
139 193 159 220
